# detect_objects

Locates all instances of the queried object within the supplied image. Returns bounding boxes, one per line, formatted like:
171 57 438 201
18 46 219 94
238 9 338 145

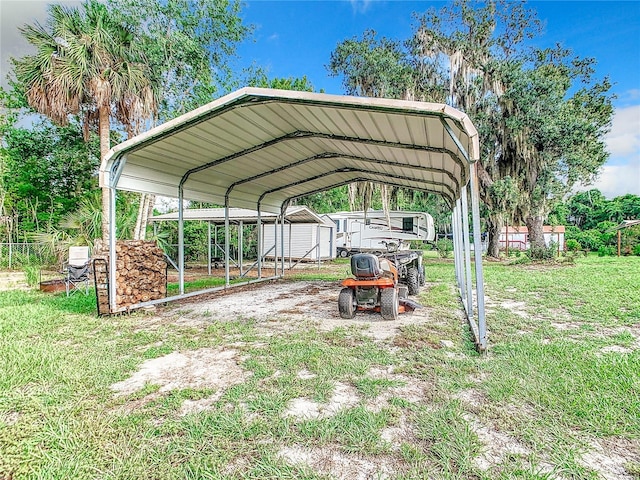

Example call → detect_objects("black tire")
338 288 356 319
406 266 420 295
419 265 426 286
380 288 399 321
339 249 349 258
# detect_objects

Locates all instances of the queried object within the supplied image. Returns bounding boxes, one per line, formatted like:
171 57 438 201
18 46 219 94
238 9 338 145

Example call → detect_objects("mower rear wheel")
380 288 399 321
338 287 356 319
406 267 420 295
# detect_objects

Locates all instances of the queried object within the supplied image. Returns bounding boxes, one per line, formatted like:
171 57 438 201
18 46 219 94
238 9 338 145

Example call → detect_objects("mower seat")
351 253 381 279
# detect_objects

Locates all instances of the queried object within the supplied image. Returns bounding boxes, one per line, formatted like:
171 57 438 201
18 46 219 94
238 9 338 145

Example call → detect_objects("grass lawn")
1 255 639 479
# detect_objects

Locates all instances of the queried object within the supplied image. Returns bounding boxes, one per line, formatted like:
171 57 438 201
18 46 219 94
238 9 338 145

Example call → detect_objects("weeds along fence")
0 243 57 269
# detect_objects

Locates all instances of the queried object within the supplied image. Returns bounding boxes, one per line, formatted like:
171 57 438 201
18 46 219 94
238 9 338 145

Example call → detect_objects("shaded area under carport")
100 87 487 351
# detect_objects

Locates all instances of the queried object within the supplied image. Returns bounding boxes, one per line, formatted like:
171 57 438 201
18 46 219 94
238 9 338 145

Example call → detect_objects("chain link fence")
0 243 57 269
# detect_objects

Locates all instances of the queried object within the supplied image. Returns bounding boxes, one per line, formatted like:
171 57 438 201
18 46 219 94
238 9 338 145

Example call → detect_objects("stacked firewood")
93 240 167 312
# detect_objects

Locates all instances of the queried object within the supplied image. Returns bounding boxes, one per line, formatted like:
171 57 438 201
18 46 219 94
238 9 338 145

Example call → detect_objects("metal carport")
100 87 487 351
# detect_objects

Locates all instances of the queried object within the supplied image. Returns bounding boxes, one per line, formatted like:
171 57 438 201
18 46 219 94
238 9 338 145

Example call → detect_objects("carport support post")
470 163 487 351
317 224 321 270
452 204 463 296
274 214 278 276
458 203 468 308
238 221 243 276
457 202 468 308
224 204 230 287
178 187 185 295
289 221 293 269
280 209 286 276
207 221 212 276
108 185 118 312
461 185 474 316
257 209 262 279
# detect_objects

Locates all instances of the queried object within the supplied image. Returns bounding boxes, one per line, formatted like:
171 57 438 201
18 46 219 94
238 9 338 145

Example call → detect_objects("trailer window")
402 217 414 232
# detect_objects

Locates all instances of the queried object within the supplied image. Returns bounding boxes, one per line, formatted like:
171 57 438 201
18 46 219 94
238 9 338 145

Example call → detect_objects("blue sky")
235 0 640 199
2 0 639 199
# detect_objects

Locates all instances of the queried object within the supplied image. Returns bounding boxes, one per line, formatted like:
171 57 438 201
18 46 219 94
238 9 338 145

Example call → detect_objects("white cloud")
605 104 640 157
590 158 640 199
349 0 372 14
1 0 83 87
581 102 640 199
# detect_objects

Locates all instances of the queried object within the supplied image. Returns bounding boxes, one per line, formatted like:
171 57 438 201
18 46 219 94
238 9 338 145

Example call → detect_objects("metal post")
455 202 466 305
274 214 278 277
178 187 184 295
317 224 321 270
239 221 244 276
280 207 285 276
207 221 212 276
452 205 462 293
506 221 509 257
470 163 487 352
289 221 293 269
224 204 230 288
108 186 118 312
461 185 473 316
257 208 262 279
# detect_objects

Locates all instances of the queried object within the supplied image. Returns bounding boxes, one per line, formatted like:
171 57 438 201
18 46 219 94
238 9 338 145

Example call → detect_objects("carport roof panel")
101 88 479 213
150 206 331 225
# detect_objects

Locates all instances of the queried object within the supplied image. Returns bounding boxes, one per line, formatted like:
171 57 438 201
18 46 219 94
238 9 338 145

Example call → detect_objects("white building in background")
499 225 566 252
261 207 336 261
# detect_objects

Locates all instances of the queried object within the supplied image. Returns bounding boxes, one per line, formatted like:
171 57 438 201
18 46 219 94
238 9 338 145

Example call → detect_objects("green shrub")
512 255 531 265
435 238 454 258
527 241 557 261
597 245 615 257
633 244 640 256
565 239 581 252
567 228 604 252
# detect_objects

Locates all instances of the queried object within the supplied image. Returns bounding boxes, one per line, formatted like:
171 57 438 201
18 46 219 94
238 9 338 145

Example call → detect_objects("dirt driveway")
166 279 439 342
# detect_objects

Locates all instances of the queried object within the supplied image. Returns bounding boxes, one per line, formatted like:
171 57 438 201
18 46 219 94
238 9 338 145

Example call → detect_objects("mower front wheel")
338 287 356 319
380 288 399 321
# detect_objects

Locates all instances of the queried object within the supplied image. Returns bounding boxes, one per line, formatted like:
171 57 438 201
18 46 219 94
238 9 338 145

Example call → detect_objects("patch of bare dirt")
111 347 250 396
454 388 487 409
277 445 402 480
284 381 360 420
580 437 640 480
171 279 433 341
364 367 428 413
463 413 532 471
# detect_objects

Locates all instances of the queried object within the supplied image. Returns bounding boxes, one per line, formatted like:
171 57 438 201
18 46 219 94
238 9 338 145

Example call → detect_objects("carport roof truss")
100 88 487 352
100 87 479 211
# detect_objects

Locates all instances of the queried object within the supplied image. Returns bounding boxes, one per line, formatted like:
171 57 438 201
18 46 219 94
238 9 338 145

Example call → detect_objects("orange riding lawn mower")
338 246 424 321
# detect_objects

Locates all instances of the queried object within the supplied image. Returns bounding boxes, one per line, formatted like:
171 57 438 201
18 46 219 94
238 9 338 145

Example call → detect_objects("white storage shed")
262 207 336 261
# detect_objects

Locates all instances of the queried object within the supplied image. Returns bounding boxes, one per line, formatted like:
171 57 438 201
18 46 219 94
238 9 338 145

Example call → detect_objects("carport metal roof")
100 88 486 351
101 87 478 211
150 206 331 225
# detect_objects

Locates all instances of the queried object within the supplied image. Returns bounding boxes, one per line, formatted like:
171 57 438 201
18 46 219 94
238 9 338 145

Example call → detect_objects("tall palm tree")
13 0 157 241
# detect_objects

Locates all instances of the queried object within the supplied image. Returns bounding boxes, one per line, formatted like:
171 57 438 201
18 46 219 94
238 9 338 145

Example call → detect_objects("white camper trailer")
327 210 435 257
